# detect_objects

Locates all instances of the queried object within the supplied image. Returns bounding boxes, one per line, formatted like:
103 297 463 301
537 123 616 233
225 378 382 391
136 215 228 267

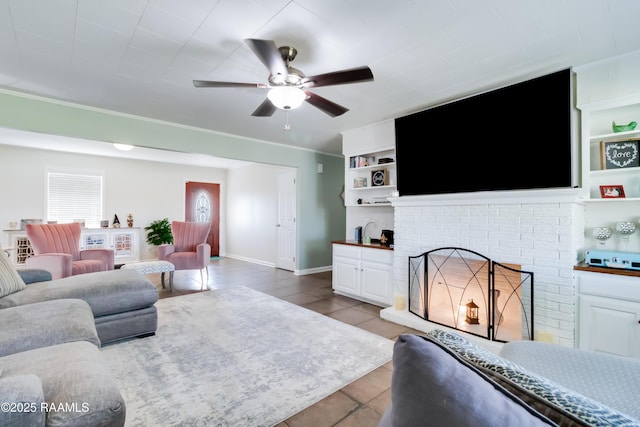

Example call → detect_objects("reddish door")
185 181 219 257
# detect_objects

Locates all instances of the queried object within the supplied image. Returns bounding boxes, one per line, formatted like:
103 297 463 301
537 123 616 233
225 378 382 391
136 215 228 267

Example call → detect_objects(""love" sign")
601 140 640 169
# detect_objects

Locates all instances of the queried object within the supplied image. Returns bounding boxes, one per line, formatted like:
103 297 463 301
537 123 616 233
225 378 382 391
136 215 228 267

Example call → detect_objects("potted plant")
144 218 173 246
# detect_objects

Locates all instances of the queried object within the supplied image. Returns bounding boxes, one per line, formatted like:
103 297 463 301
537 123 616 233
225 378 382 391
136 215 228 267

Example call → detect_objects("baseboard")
223 254 331 277
223 254 275 268
294 265 332 276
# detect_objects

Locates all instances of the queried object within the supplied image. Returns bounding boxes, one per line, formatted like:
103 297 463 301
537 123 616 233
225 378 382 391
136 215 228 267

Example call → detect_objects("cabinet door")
360 260 392 306
579 294 640 358
333 256 360 295
112 231 136 261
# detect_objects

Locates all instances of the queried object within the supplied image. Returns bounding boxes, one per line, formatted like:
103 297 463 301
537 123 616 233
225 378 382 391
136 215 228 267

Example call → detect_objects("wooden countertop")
332 240 394 251
574 262 640 278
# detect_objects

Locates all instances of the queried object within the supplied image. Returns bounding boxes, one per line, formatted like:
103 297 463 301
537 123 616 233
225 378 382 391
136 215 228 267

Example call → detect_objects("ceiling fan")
193 38 374 117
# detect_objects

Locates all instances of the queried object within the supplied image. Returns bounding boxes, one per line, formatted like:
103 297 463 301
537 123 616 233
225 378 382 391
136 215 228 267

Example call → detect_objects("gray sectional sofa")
0 253 160 426
0 299 126 426
380 330 640 427
0 259 159 345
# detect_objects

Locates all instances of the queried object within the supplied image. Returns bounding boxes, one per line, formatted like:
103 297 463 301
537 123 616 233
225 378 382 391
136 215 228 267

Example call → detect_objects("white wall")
226 163 294 266
0 145 282 264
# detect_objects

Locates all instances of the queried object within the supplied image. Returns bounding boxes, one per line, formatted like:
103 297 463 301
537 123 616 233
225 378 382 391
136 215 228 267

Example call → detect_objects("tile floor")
145 256 423 427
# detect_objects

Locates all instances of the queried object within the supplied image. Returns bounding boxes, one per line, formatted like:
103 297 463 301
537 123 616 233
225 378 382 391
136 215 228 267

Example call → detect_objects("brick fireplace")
380 188 585 347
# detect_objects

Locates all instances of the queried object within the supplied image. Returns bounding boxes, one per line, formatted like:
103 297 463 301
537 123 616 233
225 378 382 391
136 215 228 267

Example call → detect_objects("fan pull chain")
284 111 292 131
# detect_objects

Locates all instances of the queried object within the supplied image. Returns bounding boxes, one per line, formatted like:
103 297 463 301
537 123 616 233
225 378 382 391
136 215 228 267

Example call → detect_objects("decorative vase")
592 227 612 248
615 222 636 250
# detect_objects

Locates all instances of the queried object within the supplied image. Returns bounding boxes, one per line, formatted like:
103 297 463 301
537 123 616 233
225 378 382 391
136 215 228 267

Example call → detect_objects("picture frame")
20 219 42 229
600 139 640 170
353 177 367 188
599 185 626 198
371 169 388 186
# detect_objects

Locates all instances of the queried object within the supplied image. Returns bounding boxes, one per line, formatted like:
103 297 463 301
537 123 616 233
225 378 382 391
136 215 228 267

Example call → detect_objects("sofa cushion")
425 329 640 427
0 374 46 426
0 269 158 316
0 299 101 357
0 341 126 427
17 269 53 284
500 340 640 421
390 334 558 427
0 253 26 297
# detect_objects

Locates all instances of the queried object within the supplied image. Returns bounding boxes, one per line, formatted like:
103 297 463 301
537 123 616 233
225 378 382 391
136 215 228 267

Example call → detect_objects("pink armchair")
25 223 114 279
158 221 211 289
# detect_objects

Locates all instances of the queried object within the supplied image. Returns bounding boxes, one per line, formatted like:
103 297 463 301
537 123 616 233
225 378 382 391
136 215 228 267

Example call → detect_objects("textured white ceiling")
2 0 640 157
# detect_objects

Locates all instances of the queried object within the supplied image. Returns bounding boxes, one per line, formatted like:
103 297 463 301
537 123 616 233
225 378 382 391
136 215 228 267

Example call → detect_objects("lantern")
465 299 479 324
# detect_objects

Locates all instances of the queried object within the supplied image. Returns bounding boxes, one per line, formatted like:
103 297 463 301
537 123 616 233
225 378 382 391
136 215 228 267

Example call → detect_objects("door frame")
276 169 297 271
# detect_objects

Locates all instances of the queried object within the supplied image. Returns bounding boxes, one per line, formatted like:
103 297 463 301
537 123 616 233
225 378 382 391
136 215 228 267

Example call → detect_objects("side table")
121 260 175 292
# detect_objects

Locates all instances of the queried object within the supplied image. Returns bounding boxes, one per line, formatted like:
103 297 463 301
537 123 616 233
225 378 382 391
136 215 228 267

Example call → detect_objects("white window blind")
47 171 103 228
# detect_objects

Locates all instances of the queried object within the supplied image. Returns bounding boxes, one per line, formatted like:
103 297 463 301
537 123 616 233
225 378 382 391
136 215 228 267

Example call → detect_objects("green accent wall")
0 91 346 271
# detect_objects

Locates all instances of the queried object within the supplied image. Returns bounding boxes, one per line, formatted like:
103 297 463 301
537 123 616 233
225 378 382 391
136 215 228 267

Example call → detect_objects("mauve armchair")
158 221 211 289
25 222 114 279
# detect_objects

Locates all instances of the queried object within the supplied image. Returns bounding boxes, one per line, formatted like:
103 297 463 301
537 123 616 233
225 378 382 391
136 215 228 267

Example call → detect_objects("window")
47 170 103 228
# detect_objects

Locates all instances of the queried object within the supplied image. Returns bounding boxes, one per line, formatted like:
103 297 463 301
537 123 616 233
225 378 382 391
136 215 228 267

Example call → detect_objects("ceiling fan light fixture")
267 87 306 110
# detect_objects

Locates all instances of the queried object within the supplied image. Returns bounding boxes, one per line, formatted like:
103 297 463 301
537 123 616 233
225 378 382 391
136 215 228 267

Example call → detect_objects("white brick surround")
388 188 585 346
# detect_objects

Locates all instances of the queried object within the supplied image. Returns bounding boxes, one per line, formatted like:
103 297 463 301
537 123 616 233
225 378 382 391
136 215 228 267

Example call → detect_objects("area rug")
101 286 394 426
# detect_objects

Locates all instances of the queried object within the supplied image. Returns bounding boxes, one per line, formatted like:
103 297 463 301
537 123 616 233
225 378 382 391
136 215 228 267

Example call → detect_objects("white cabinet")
3 227 141 266
575 269 640 358
332 243 393 307
333 254 360 295
81 228 141 264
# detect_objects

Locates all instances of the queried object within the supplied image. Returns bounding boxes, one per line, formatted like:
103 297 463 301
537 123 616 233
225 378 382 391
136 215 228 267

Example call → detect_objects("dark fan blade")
301 66 373 88
251 98 277 117
193 80 266 88
304 92 348 117
245 38 288 78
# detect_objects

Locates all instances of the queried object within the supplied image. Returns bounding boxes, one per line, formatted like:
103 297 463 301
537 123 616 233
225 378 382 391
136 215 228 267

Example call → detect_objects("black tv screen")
395 68 574 196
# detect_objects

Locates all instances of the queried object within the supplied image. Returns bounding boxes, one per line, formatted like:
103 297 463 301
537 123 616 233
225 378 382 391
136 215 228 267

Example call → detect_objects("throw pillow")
425 329 640 427
0 254 26 298
391 334 558 427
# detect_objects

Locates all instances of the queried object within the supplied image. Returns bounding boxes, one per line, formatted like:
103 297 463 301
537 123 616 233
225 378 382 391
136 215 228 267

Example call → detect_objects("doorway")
276 170 296 271
185 181 220 257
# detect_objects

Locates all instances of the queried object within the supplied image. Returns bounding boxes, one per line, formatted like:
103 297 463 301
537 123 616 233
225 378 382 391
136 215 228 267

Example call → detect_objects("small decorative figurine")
113 214 121 228
127 213 133 228
612 120 638 133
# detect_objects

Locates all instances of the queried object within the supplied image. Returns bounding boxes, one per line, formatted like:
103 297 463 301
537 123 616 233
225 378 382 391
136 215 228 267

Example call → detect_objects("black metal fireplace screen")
409 247 534 342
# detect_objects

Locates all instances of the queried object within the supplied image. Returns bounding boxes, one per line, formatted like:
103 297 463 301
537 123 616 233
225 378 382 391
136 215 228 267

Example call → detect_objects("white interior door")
277 170 296 271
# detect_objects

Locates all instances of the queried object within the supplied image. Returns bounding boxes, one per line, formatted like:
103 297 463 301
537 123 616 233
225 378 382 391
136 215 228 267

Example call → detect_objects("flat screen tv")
394 68 575 196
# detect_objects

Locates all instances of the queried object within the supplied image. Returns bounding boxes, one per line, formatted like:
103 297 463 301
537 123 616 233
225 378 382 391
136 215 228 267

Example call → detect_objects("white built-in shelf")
348 162 396 171
589 129 640 142
351 184 396 191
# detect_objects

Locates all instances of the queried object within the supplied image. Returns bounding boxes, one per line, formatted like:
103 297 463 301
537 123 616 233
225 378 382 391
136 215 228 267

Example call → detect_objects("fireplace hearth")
408 247 534 342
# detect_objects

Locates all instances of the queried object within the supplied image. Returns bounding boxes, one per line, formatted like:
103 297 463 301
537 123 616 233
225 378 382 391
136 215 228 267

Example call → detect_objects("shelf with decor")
341 120 397 246
587 166 640 200
575 58 640 252
345 148 396 207
583 102 640 202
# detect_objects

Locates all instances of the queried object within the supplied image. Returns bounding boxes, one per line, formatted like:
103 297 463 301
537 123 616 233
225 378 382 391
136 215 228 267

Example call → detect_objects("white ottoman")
121 260 175 292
